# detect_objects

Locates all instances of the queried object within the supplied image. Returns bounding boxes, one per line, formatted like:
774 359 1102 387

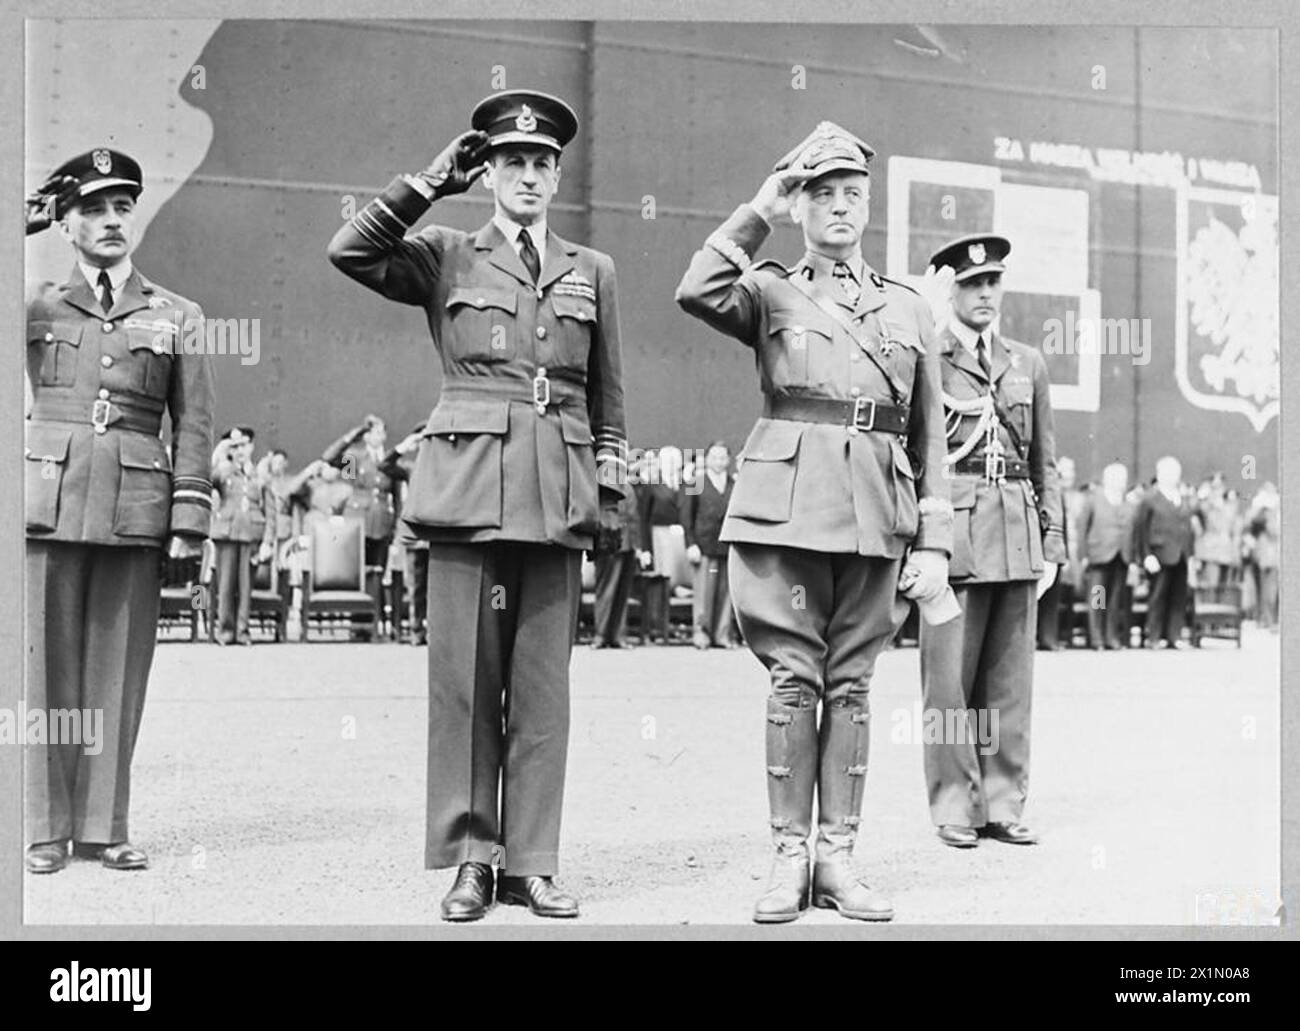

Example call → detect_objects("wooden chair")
302 517 378 641
1191 582 1244 647
250 557 291 642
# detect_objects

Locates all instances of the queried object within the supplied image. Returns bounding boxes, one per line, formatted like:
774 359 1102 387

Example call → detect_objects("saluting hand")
417 130 491 197
918 264 956 329
750 166 818 225
25 174 78 236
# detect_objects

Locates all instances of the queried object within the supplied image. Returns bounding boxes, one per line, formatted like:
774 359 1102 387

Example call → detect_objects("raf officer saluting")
24 150 215 873
329 91 627 921
919 234 1066 849
676 123 953 923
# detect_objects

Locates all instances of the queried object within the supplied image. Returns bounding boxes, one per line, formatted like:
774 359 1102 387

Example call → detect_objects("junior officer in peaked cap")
676 122 953 923
918 233 1065 849
328 90 627 921
24 149 216 873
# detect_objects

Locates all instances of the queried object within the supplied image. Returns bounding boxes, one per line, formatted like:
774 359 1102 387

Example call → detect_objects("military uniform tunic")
918 325 1065 828
25 266 214 845
328 176 626 876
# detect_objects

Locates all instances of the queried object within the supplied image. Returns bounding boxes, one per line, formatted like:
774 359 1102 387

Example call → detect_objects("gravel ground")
24 626 1280 929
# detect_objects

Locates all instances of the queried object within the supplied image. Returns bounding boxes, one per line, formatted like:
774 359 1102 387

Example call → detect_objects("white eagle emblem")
1176 189 1278 433
92 149 112 174
968 242 986 265
515 105 538 133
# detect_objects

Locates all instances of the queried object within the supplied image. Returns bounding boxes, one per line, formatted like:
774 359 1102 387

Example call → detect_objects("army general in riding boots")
24 149 215 874
676 123 953 923
919 234 1066 850
329 91 627 921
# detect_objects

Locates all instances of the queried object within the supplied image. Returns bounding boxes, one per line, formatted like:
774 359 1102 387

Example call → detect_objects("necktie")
518 228 541 284
832 262 859 305
976 334 992 381
97 269 114 314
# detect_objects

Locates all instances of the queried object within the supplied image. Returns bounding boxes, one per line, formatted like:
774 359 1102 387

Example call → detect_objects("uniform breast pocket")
550 294 596 370
729 419 803 523
114 434 172 539
445 288 517 363
24 425 72 534
126 324 175 397
28 319 82 387
766 309 834 388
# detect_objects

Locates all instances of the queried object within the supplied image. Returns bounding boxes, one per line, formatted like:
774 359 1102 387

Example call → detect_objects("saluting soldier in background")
322 414 397 640
329 90 627 921
677 122 952 923
920 234 1066 849
210 426 275 646
24 150 215 873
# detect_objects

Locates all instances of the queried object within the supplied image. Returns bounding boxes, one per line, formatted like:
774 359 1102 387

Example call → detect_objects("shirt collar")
800 249 864 284
948 315 999 353
79 258 133 293
493 213 547 256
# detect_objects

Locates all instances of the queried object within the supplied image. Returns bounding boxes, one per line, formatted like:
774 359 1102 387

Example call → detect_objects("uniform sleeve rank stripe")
355 208 402 247
705 233 751 271
172 489 214 506
373 199 411 231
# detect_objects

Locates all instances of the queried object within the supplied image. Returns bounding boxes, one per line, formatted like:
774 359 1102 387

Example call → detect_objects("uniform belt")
954 454 1032 479
440 373 585 411
29 396 164 435
763 395 909 435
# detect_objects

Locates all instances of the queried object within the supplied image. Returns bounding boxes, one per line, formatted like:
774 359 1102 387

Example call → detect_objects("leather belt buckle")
533 366 551 415
984 451 1006 484
91 398 112 434
851 397 876 433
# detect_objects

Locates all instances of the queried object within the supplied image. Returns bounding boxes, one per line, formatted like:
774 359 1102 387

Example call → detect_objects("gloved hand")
25 174 79 235
917 263 955 330
416 130 491 198
899 548 949 603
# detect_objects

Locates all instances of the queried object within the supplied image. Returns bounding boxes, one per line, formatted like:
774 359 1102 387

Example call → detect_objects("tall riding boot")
813 702 894 922
753 700 817 924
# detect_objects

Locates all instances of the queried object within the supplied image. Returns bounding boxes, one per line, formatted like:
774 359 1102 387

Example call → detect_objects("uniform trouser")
424 541 580 876
214 540 252 638
1086 557 1129 647
26 541 160 845
1256 567 1278 629
364 537 390 631
410 547 429 630
692 553 737 644
593 550 637 643
919 580 1036 828
729 544 906 858
1145 558 1189 644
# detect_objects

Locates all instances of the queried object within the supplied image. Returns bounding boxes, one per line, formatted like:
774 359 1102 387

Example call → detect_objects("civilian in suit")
1133 456 1196 648
24 149 215 874
328 90 627 921
1037 455 1082 649
682 440 740 648
636 447 686 642
1246 482 1279 630
1079 462 1134 649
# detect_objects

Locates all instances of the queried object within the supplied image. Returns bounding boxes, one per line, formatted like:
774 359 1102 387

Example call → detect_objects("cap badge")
92 149 112 174
968 242 987 265
515 105 538 132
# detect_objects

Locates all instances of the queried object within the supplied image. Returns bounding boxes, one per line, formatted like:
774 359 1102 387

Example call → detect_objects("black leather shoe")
74 841 149 870
440 862 494 922
497 874 579 918
26 841 69 874
980 821 1039 845
937 824 979 848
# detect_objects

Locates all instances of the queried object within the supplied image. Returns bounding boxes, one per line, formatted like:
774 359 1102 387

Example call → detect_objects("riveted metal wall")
30 20 1277 490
